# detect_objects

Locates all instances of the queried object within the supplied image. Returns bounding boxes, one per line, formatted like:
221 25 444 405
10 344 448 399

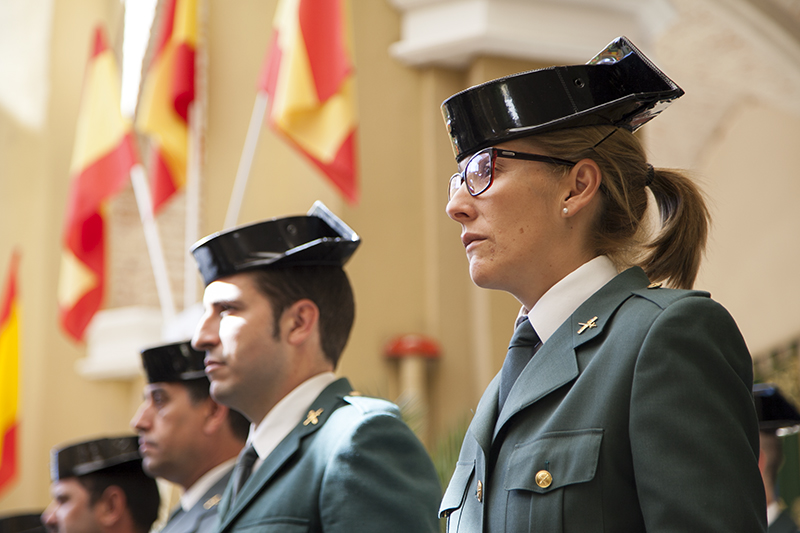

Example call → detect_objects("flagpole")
224 91 269 230
130 164 177 323
184 103 201 309
183 0 208 311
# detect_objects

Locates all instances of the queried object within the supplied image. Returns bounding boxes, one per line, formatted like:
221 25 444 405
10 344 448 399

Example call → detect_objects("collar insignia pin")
203 494 221 509
577 316 599 334
303 408 324 426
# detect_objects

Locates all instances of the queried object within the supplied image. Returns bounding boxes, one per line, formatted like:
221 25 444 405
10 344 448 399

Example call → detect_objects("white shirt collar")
767 500 781 526
248 372 338 467
179 457 237 512
524 256 618 344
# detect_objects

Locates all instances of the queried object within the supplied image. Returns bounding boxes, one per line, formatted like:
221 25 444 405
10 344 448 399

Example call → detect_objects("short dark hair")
76 461 159 533
249 266 355 367
183 378 250 442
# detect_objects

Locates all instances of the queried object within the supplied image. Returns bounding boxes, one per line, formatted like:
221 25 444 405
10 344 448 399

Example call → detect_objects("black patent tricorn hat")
50 436 141 481
191 201 360 286
442 36 684 162
140 341 206 383
753 383 800 433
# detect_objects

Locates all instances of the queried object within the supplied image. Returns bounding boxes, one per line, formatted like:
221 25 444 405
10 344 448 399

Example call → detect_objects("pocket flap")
505 429 603 493
439 460 475 517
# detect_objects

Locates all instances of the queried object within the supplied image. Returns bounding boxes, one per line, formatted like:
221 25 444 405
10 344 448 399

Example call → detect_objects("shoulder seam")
631 287 710 310
342 395 400 416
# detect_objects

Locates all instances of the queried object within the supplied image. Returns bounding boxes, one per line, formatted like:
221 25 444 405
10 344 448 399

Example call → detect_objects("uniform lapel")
216 378 352 532
493 324 578 437
494 267 648 437
162 467 232 533
466 374 501 455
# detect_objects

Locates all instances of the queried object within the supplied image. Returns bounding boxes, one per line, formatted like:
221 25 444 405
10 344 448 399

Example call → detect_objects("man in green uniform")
191 202 441 533
41 436 159 533
131 341 249 533
755 384 800 533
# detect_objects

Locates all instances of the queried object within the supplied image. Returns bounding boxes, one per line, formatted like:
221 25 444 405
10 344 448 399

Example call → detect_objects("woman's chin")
469 263 497 290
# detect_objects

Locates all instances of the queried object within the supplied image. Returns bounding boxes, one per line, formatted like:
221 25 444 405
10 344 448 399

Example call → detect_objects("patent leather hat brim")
442 36 684 162
51 436 141 481
753 383 800 432
140 341 207 383
191 201 360 286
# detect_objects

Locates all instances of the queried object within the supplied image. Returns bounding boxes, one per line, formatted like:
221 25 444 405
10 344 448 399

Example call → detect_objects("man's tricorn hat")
753 383 800 434
50 436 141 481
191 201 360 286
140 341 206 383
441 36 684 162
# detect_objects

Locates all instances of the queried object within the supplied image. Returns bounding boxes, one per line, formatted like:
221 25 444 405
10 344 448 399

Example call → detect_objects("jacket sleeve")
629 295 767 532
319 408 442 533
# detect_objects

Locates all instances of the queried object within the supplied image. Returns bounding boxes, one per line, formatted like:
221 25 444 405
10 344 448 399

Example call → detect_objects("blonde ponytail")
524 126 710 289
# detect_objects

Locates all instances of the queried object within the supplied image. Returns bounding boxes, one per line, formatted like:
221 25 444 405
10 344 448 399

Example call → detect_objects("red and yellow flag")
136 0 197 212
59 26 136 341
0 252 21 495
259 0 359 204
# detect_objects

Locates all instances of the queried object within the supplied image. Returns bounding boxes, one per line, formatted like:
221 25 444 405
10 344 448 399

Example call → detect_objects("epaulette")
631 284 710 310
342 393 401 416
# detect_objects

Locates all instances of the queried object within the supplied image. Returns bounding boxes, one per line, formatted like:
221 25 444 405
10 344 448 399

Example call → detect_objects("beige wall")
1 0 799 515
697 101 800 355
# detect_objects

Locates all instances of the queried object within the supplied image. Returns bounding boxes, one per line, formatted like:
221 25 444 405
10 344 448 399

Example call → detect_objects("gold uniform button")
535 470 552 489
476 480 483 502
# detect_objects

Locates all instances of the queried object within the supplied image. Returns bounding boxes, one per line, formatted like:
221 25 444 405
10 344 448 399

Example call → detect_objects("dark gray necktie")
231 445 258 500
498 318 541 412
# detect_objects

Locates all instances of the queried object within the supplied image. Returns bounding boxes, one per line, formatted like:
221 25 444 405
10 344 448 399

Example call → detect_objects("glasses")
448 147 577 200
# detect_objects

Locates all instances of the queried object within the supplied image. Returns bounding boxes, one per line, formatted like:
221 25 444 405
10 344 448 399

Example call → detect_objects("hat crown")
191 202 360 285
753 383 800 432
140 340 206 383
51 436 140 481
441 36 684 162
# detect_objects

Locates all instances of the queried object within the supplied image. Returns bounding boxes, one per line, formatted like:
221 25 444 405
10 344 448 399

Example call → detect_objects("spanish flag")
136 0 197 212
0 252 20 495
259 0 359 204
59 26 136 341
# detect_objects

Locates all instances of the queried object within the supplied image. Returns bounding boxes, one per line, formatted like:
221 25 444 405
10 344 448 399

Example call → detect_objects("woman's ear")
561 158 602 217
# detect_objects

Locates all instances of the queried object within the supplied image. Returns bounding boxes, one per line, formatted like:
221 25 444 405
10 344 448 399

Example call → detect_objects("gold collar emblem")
303 408 324 426
577 316 598 334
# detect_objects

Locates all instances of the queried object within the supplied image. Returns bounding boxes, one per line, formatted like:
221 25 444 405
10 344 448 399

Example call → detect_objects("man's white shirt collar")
766 501 781 526
247 372 338 470
179 457 237 512
523 256 618 344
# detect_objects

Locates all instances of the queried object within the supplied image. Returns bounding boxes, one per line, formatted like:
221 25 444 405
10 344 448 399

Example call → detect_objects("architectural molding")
77 306 163 380
388 0 677 68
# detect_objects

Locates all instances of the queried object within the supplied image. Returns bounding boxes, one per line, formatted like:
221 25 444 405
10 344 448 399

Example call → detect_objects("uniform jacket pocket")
501 429 604 533
505 428 603 493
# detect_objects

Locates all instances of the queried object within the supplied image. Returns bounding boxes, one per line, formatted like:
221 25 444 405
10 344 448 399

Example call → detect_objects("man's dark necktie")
498 318 541 412
231 445 258 500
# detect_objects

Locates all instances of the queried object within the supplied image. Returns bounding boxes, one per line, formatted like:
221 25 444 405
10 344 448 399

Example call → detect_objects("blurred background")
1 0 800 518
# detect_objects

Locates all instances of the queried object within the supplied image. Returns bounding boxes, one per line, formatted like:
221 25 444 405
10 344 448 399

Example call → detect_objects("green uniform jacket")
215 377 441 533
440 267 767 532
160 467 231 533
770 510 800 533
